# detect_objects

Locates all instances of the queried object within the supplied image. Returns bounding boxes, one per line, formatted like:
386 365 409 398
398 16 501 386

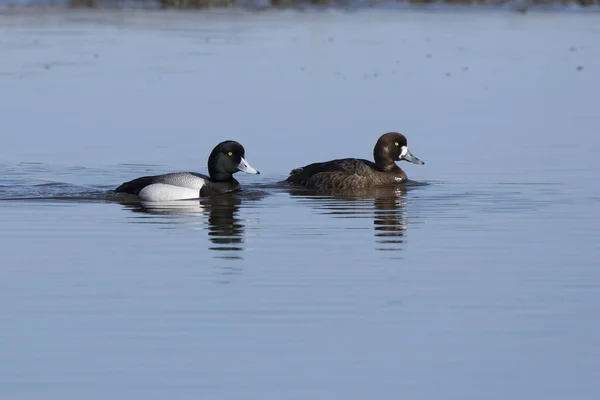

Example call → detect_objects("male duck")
115 140 259 201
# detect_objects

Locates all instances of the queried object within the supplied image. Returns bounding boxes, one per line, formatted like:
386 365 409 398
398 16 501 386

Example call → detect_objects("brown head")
373 132 425 171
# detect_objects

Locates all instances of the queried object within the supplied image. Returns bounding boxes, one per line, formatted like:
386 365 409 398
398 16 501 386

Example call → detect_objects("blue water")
1 9 600 400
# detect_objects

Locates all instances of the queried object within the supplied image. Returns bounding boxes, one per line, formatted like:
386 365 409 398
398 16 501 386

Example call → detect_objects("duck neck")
374 145 397 171
209 168 234 182
374 156 398 172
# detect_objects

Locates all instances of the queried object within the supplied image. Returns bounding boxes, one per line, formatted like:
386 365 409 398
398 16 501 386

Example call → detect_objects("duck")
114 140 259 201
285 132 424 190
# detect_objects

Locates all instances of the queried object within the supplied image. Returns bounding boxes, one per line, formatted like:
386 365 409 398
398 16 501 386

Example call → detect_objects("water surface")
1 9 600 400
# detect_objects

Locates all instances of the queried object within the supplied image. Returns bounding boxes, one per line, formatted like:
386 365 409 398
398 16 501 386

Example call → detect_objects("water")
1 8 600 400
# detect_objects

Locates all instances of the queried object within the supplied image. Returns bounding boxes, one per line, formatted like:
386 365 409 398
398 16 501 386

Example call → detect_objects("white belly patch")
138 183 202 202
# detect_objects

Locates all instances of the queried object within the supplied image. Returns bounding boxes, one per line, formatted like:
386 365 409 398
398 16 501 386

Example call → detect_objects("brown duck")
285 132 424 190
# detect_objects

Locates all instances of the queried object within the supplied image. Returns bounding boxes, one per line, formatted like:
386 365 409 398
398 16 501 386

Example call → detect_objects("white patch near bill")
394 177 405 182
139 183 202 201
400 146 408 158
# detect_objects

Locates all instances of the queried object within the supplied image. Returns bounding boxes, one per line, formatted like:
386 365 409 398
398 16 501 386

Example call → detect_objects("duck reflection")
287 185 410 253
116 192 265 258
205 195 245 255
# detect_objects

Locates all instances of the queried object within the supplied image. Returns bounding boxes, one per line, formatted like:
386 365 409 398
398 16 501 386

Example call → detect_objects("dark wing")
305 171 376 190
114 176 156 195
286 158 379 189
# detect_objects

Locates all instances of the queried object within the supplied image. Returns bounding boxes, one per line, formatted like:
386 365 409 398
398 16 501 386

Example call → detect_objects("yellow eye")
227 152 233 156
394 142 399 147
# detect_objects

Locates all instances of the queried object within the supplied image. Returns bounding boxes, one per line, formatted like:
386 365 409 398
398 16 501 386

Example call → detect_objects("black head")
208 140 260 181
373 132 425 171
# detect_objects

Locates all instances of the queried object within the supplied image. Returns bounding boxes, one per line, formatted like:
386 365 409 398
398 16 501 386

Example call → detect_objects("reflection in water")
205 195 245 257
117 191 266 260
286 185 412 254
372 192 408 251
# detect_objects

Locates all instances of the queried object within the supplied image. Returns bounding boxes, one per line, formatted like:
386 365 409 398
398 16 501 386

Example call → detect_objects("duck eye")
394 142 399 147
227 152 233 156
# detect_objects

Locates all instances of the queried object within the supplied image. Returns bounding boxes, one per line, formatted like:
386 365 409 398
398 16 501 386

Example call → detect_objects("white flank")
139 183 202 202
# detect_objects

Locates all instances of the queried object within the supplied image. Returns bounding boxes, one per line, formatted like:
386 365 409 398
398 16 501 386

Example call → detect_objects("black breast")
199 179 240 196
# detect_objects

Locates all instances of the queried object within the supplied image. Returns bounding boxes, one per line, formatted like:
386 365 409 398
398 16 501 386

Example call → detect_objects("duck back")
286 158 403 190
115 172 208 195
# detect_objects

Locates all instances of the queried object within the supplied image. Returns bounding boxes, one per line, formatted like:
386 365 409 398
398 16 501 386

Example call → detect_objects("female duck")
115 140 259 201
285 132 424 190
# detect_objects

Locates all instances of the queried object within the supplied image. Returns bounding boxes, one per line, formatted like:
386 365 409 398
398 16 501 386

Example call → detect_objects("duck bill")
237 157 260 175
400 147 425 165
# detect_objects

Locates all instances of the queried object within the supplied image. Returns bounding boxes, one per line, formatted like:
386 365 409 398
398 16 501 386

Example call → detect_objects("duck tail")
284 167 304 184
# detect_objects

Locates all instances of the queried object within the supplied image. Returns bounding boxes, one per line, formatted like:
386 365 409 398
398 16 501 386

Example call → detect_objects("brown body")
287 158 407 190
285 132 424 191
